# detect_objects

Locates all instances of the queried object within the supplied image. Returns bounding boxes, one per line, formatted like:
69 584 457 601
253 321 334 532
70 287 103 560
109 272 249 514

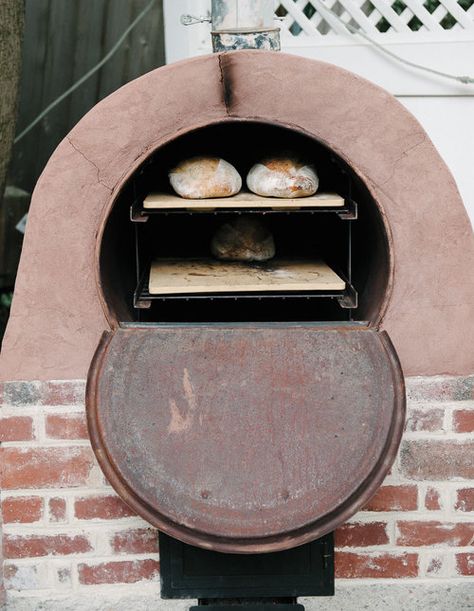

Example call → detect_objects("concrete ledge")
4 582 473 611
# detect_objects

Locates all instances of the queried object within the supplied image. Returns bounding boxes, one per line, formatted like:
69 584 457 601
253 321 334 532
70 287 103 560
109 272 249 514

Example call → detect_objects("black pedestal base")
159 531 334 610
190 604 304 610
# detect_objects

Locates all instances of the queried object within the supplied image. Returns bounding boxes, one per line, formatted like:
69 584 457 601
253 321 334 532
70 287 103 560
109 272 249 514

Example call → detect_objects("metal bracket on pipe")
180 13 211 26
211 28 281 52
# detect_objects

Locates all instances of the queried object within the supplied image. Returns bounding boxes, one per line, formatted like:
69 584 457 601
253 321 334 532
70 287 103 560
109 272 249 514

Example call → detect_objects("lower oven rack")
133 266 358 310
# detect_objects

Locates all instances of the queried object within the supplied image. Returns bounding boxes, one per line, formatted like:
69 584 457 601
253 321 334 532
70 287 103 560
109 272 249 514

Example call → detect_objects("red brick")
363 485 418 512
425 487 441 510
41 381 86 406
0 416 34 442
406 376 474 402
335 522 388 548
0 447 94 489
49 497 67 522
4 534 92 558
74 495 136 520
453 410 474 433
397 521 474 546
455 488 474 512
45 413 88 440
78 559 160 585
405 408 444 432
2 497 43 524
335 552 418 578
456 553 474 576
111 528 159 554
400 440 474 480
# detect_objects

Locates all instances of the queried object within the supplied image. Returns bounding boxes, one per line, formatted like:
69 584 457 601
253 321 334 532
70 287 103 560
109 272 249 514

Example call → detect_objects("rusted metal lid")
86 323 405 553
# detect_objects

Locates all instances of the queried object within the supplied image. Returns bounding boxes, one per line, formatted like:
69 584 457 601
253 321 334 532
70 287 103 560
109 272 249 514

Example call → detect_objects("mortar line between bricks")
1 440 92 448
70 557 80 592
1 488 120 498
4 553 161 564
2 515 150 526
45 559 57 593
73 553 161 561
401 432 474 440
0 403 86 418
333 577 474 584
3 520 154 533
443 407 454 433
6 582 165 598
374 475 474 485
353 513 474 522
387 519 396 546
0 406 85 419
335 545 474 551
35 408 46 443
66 495 75 524
406 400 474 408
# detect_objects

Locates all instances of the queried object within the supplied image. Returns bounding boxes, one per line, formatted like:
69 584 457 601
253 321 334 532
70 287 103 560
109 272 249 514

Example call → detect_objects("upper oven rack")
130 192 358 222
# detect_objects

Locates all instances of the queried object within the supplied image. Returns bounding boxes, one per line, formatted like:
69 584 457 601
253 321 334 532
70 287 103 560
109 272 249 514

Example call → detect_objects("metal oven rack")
133 264 357 310
129 166 358 316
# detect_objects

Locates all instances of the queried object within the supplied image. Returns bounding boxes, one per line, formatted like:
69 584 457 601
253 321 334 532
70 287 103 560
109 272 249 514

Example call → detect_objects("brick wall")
0 377 473 607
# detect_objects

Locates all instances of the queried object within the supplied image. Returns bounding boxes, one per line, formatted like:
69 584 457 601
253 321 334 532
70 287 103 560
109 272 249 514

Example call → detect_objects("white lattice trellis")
164 0 474 95
276 0 474 38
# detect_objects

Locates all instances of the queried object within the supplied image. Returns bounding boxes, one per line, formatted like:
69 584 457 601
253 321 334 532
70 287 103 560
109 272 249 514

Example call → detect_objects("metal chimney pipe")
211 0 280 52
181 0 281 52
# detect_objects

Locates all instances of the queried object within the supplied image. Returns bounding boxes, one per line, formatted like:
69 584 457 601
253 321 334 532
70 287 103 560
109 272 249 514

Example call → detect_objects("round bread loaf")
169 156 241 199
211 217 275 262
247 157 318 198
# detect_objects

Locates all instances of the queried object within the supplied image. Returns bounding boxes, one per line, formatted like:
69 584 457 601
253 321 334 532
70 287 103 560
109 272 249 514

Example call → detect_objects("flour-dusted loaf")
247 156 318 198
169 156 242 199
211 216 275 262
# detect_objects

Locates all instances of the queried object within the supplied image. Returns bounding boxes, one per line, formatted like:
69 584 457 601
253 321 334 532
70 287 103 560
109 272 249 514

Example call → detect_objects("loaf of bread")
169 156 241 199
247 157 318 198
211 217 275 262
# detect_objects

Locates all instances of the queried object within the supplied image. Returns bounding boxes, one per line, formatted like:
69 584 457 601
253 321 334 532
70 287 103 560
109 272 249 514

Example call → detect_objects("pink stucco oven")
1 51 473 607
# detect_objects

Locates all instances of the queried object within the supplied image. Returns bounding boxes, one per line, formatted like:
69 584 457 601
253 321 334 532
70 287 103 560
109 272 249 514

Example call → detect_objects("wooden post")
0 0 24 205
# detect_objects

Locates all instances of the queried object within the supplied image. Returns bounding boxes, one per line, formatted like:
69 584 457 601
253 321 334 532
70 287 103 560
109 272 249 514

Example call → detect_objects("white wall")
399 97 474 227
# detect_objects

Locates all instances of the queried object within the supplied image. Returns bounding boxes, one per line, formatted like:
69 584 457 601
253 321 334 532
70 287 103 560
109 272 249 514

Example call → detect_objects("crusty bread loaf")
247 157 318 198
169 156 241 199
211 216 275 262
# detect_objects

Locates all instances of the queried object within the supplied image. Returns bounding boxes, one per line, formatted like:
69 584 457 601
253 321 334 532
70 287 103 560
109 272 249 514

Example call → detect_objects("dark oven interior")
100 121 390 324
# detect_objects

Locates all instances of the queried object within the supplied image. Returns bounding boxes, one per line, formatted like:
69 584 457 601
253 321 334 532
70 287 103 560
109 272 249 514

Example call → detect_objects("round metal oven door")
86 323 405 553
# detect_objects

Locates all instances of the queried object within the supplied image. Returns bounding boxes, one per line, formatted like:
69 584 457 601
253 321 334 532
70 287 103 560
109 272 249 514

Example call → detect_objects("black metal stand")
191 601 304 610
159 532 334 610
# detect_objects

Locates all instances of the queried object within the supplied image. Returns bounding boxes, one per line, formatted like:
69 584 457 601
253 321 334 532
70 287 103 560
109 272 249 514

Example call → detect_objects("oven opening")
100 121 390 324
